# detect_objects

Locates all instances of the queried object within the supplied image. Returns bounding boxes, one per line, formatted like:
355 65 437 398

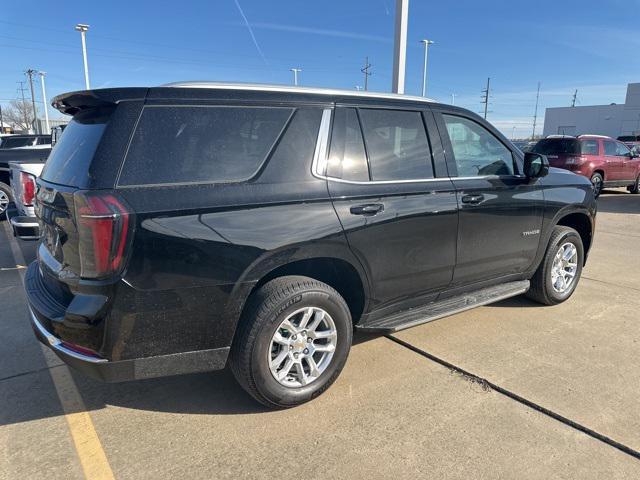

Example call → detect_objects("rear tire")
230 275 352 408
526 226 584 306
0 182 13 220
590 173 603 198
628 175 640 194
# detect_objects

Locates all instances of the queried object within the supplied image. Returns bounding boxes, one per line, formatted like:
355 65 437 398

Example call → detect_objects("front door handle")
350 203 384 216
461 194 485 205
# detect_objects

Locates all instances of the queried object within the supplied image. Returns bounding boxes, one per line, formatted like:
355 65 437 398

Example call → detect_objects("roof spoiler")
51 88 148 115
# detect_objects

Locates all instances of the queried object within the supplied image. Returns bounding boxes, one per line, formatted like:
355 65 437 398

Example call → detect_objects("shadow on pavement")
597 191 640 214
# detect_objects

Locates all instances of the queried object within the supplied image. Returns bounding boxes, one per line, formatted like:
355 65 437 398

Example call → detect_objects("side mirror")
524 152 549 178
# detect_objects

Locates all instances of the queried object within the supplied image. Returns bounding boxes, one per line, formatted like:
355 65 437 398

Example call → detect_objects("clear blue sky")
1 0 638 138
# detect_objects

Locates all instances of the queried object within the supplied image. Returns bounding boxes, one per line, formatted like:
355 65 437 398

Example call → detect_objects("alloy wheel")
551 242 578 293
0 190 9 215
268 306 337 388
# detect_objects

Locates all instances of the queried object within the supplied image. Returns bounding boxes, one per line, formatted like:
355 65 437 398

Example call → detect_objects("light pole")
391 0 409 94
75 23 91 89
38 72 50 133
290 68 302 86
451 93 456 105
420 39 434 97
512 126 516 140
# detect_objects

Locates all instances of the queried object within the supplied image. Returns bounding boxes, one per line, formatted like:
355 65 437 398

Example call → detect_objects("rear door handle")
461 194 485 205
350 203 384 216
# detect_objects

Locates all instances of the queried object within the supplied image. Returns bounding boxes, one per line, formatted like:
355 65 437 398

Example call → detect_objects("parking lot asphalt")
2 190 640 479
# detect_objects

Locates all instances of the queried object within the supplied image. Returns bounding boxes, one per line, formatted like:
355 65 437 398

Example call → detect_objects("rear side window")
580 140 599 155
533 138 580 155
40 109 110 186
119 106 292 186
327 108 369 181
359 109 433 181
604 140 617 156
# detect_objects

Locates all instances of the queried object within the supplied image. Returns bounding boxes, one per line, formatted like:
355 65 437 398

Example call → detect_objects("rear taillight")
73 191 134 279
20 172 36 206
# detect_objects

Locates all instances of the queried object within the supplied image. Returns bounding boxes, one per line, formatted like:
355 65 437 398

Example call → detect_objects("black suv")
26 83 596 408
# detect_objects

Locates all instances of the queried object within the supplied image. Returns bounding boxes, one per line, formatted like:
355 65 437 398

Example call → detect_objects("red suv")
533 135 640 197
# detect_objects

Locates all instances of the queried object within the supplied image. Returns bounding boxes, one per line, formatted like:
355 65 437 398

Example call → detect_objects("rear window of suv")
533 138 580 155
118 106 293 186
40 109 111 186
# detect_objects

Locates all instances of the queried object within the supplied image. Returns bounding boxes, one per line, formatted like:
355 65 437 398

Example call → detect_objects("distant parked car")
617 135 640 149
0 134 51 149
7 161 42 239
0 147 51 218
533 135 640 197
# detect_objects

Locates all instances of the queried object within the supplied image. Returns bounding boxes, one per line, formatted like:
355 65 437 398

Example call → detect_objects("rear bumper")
6 202 40 240
26 262 230 382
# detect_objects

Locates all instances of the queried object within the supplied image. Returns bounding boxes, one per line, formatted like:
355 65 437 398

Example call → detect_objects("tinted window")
533 138 580 155
37 136 51 145
1 137 35 149
359 109 432 181
615 142 631 156
327 108 369 181
580 140 599 155
119 106 292 186
604 140 617 156
618 136 640 142
40 109 110 186
443 115 514 176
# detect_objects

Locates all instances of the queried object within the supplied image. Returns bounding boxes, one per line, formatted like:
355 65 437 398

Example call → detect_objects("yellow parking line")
3 223 115 480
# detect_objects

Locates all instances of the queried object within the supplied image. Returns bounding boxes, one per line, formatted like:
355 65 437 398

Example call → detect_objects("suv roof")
577 134 613 140
52 83 438 115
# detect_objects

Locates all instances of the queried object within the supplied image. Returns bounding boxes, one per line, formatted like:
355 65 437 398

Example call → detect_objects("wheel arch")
555 210 594 264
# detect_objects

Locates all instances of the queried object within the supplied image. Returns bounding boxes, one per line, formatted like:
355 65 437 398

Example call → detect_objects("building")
543 83 640 138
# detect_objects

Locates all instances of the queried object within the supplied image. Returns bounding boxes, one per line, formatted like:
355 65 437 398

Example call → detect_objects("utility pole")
75 23 91 89
361 57 372 91
420 39 434 97
481 77 491 120
0 105 4 132
39 71 50 133
17 81 29 130
571 89 578 107
290 68 302 86
532 81 541 141
25 69 39 133
451 93 456 105
512 126 516 140
391 0 409 94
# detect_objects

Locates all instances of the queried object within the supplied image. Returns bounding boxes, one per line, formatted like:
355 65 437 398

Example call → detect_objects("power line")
361 56 372 91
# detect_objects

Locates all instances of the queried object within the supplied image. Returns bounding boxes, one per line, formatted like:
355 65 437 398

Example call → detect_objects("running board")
357 280 530 333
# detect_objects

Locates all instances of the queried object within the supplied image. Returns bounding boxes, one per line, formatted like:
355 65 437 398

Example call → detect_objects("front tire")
230 276 352 408
590 172 603 198
527 226 584 306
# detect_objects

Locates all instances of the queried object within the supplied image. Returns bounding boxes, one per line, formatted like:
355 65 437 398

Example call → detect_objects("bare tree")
2 100 34 132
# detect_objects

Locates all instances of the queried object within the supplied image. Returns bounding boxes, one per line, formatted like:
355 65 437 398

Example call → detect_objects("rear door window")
580 140 599 155
118 106 292 186
40 109 111 186
358 109 433 181
327 108 369 181
533 138 580 155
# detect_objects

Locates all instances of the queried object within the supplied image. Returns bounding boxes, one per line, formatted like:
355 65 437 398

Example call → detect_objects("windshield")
40 109 111 187
533 138 580 155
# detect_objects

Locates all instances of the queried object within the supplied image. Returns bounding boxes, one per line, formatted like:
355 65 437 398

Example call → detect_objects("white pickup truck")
8 160 43 239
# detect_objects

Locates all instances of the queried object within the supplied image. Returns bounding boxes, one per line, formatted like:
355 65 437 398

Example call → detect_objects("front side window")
327 108 369 181
443 115 514 177
119 106 292 186
615 142 631 156
359 109 433 181
604 140 617 156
